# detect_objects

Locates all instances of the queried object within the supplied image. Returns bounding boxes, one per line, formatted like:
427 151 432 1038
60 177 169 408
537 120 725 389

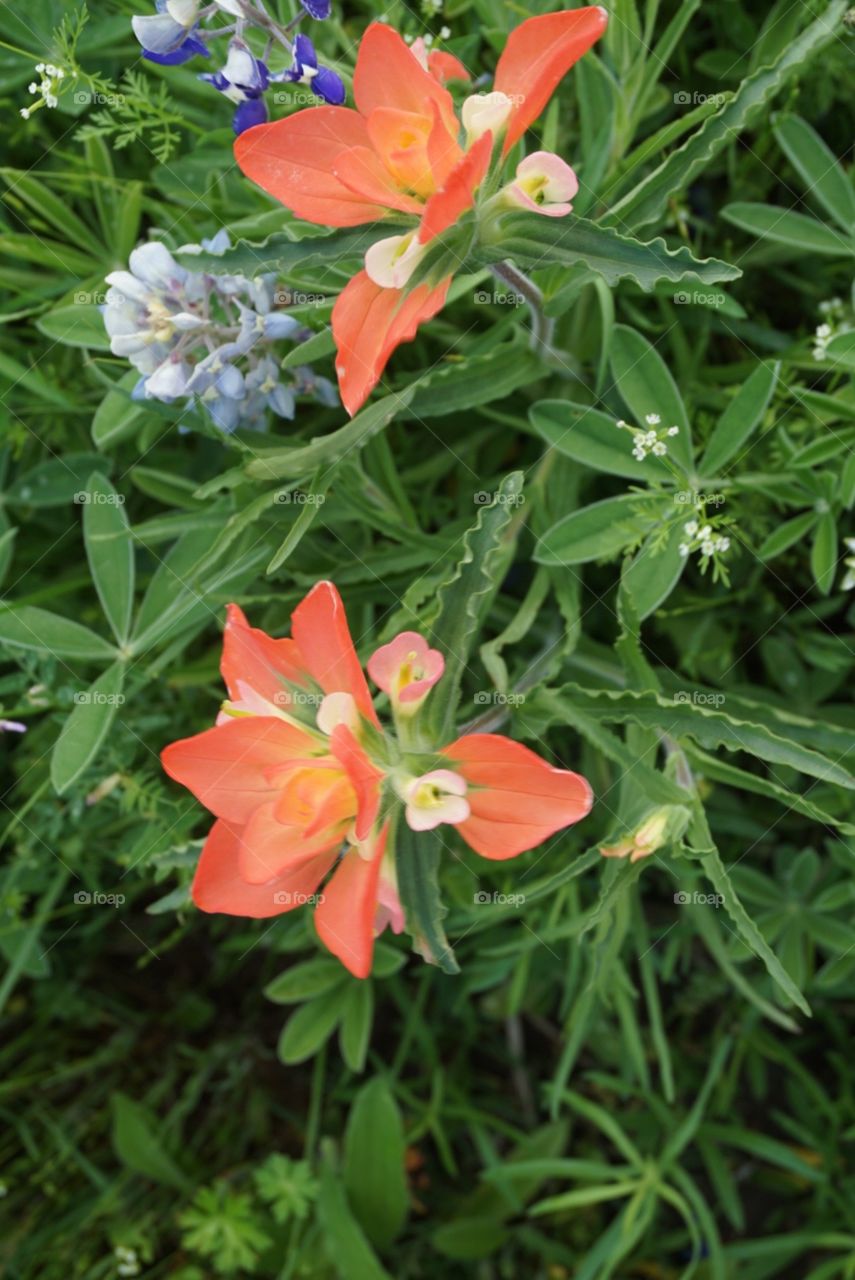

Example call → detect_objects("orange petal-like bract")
315 825 390 978
419 130 493 244
233 106 388 226
353 24 458 142
220 602 305 710
331 270 451 416
291 581 380 727
162 717 318 825
441 733 593 859
192 819 338 918
428 49 471 85
494 6 609 155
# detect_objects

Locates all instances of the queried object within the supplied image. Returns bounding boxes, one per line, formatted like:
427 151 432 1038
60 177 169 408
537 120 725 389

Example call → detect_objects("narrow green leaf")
758 511 817 560
317 1151 394 1280
620 519 687 620
529 400 668 481
773 113 855 232
83 473 134 644
343 1078 408 1247
0 606 116 661
92 370 149 449
722 203 854 255
51 663 125 794
277 986 348 1064
245 388 415 482
609 325 693 469
35 303 112 350
701 362 779 474
339 982 374 1074
5 453 105 509
478 212 740 294
535 493 670 566
404 343 541 419
395 823 459 975
111 1092 190 1190
264 959 346 1005
420 472 523 741
810 511 837 595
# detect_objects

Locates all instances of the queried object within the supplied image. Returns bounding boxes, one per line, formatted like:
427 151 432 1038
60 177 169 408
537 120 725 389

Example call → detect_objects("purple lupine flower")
275 33 344 106
200 37 270 134
133 0 207 63
301 0 332 18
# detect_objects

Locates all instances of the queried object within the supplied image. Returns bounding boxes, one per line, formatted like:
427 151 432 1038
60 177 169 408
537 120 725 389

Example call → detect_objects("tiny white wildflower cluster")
20 62 66 118
679 520 730 561
422 0 444 13
114 1245 141 1278
842 536 855 592
812 297 851 361
616 412 679 460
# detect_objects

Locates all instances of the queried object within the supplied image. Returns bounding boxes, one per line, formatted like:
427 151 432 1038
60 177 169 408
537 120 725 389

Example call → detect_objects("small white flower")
698 524 711 540
679 543 690 556
652 441 667 456
684 521 698 536
645 412 661 425
667 425 679 436
20 107 30 119
715 536 730 552
615 418 627 429
440 24 451 37
701 540 715 556
815 323 832 338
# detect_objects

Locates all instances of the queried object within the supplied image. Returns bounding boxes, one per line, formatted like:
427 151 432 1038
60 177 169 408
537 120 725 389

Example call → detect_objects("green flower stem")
491 260 555 359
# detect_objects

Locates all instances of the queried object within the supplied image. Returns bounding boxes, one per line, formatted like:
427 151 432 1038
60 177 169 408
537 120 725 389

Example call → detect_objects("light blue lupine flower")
102 234 336 431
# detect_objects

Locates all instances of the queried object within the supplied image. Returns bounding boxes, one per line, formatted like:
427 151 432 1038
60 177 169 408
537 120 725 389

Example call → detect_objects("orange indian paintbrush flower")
234 10 608 415
161 582 592 977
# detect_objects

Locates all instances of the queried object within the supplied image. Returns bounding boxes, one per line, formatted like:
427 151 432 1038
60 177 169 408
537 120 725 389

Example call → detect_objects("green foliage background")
1 0 854 1277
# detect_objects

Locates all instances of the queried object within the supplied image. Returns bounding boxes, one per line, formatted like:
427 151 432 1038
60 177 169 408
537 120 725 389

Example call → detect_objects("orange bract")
233 13 607 413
